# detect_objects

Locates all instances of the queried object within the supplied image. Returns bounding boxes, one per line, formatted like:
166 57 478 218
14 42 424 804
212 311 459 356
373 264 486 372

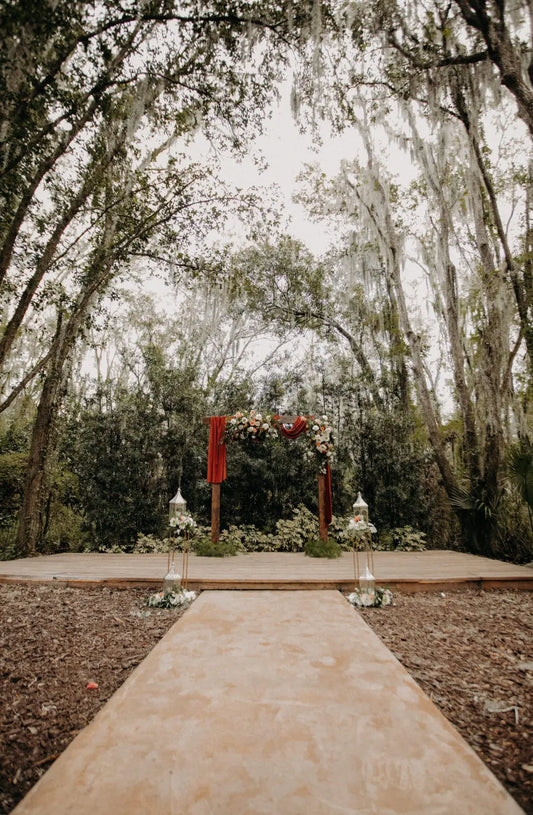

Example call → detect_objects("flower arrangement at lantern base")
347 587 393 608
147 588 197 609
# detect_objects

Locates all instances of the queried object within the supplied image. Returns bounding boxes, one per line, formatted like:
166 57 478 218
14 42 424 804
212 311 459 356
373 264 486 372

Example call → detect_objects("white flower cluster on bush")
147 589 197 608
347 587 393 608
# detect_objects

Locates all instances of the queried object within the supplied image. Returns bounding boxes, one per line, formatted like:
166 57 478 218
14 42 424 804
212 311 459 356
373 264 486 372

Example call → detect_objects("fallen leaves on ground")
0 584 184 814
1 585 532 814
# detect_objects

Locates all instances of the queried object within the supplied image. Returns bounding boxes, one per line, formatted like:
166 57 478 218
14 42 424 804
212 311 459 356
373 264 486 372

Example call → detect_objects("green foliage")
133 533 170 554
350 407 435 533
304 537 342 558
218 524 278 552
190 507 335 555
192 538 240 557
379 526 427 552
221 440 319 532
0 524 18 560
41 505 89 554
0 422 90 555
275 505 319 551
327 514 353 548
0 451 26 526
65 391 170 550
507 441 533 531
0 0 313 556
494 488 533 564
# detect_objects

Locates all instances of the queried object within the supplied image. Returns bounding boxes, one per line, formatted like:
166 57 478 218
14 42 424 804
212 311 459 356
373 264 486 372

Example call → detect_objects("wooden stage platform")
1 550 532 591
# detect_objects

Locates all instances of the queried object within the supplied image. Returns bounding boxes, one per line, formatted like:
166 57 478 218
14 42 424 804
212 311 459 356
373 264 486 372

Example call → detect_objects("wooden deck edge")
0 575 532 591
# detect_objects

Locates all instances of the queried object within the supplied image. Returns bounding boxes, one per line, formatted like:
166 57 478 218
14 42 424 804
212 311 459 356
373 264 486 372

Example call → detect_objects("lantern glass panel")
359 564 376 593
353 491 369 522
169 487 187 519
163 564 180 592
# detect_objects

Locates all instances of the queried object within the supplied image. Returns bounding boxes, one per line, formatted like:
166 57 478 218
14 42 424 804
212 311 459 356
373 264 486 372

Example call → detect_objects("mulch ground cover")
0 584 183 814
0 584 532 814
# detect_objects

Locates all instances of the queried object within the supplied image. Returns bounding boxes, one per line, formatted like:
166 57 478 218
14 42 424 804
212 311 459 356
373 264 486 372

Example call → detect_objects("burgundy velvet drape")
277 415 308 439
207 416 227 483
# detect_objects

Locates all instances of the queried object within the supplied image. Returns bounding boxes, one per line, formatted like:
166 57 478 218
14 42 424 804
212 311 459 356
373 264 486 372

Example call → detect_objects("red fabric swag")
277 415 308 439
207 416 227 483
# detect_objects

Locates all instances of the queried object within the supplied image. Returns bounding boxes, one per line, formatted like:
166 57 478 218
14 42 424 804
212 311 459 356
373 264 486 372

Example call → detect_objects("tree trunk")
454 0 533 139
15 316 69 555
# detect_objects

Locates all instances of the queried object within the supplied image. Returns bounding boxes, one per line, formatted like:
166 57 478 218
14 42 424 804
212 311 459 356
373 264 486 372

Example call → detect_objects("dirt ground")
0 585 532 814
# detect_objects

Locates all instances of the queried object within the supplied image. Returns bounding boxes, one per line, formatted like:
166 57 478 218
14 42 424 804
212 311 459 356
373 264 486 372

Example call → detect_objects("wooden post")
211 482 221 543
318 474 328 541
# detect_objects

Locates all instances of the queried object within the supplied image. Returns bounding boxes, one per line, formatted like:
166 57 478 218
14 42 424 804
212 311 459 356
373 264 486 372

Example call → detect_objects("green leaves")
507 441 533 533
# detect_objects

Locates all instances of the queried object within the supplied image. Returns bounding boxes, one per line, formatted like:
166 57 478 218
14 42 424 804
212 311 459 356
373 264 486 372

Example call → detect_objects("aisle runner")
14 591 523 815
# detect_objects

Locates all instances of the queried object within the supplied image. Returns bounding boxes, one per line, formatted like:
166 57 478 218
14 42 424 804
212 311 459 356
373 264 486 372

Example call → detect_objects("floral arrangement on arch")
304 416 334 469
224 410 278 442
223 411 334 469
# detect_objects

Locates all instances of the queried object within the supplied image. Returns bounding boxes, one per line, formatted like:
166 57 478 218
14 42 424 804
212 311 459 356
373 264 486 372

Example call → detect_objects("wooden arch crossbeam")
202 415 330 543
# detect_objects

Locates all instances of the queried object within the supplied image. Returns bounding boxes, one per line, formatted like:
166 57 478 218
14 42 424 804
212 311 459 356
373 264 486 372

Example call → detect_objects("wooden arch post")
317 473 328 541
211 482 221 543
204 415 329 544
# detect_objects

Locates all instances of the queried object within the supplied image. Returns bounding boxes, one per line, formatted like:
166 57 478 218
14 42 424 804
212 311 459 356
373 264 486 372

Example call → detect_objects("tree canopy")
1 0 532 562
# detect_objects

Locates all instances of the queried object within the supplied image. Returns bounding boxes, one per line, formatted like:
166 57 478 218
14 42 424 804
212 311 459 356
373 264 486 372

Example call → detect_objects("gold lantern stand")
181 529 190 589
351 491 376 591
167 487 188 591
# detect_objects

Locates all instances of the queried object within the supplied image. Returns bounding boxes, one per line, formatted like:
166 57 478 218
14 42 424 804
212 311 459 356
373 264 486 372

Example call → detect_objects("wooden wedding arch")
203 414 332 543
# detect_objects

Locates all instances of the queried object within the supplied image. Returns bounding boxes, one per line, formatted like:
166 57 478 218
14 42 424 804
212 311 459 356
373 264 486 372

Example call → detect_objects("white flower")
170 512 196 532
347 587 392 609
348 518 376 534
146 588 197 609
312 424 319 431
